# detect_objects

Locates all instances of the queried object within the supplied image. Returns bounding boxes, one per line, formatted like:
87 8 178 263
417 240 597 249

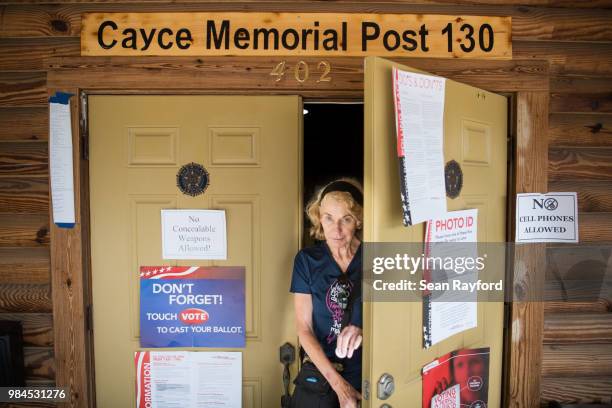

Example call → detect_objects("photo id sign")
516 193 578 243
161 209 227 259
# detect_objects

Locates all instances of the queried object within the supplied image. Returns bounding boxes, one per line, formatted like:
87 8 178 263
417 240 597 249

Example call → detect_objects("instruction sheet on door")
135 351 241 408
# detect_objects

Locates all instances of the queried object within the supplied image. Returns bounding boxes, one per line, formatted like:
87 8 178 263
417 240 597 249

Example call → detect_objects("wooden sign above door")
81 12 511 59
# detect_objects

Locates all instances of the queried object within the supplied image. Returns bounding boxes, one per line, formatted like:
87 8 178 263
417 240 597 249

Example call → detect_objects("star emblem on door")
444 160 463 199
176 162 210 197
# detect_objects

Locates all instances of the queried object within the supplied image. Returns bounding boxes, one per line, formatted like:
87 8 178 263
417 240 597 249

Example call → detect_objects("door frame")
46 56 549 408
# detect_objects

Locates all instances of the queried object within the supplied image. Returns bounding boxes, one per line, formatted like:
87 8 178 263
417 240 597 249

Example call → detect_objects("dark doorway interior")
303 103 364 245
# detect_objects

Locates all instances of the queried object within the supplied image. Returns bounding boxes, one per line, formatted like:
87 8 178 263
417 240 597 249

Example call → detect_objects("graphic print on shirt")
325 278 353 344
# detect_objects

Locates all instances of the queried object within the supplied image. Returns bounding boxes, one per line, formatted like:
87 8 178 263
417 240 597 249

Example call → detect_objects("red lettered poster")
423 347 490 408
135 351 152 408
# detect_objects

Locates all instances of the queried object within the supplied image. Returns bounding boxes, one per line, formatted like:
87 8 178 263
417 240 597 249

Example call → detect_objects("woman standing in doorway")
290 179 363 408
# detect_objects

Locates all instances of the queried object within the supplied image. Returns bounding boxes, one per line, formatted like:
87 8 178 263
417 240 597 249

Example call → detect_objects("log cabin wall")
0 1 610 407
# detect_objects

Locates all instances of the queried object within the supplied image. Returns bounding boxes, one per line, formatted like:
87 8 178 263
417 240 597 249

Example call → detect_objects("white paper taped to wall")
49 92 75 228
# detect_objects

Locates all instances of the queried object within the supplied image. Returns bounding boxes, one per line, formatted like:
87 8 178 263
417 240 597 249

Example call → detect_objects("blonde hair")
306 178 363 241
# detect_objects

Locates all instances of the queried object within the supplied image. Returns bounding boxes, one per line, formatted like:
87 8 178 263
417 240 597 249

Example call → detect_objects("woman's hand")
335 325 363 359
332 376 362 408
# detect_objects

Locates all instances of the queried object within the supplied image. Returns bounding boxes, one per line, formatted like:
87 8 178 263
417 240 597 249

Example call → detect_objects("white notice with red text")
393 67 447 226
423 209 478 348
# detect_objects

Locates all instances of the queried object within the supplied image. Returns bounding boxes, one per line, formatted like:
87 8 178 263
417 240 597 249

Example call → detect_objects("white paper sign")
161 210 227 260
516 193 579 243
49 95 76 227
424 209 478 348
149 351 192 407
191 352 242 407
136 351 241 408
393 67 447 226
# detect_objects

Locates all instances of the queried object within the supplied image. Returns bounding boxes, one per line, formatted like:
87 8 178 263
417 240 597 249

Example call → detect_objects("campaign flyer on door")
422 347 490 408
135 351 241 408
140 266 245 348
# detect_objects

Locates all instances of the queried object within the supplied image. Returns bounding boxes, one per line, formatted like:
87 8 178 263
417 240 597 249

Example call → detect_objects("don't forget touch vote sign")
139 266 245 348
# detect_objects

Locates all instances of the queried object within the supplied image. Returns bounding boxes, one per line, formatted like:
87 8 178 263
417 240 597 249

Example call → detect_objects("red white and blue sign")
140 266 245 348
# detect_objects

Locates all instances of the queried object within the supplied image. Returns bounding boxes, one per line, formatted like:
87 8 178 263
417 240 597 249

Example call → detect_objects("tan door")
89 95 302 407
363 57 507 407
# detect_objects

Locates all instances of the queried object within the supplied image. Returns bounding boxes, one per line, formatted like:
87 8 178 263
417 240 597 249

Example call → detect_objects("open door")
363 57 507 407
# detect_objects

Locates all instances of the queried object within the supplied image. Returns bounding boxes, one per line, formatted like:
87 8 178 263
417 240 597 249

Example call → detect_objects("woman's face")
319 195 360 249
452 351 486 403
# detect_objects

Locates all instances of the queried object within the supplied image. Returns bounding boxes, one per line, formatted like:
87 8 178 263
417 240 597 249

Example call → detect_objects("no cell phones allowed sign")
515 193 578 243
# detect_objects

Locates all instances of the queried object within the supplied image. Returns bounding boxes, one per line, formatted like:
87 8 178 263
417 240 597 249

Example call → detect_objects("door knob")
377 373 394 400
280 343 295 408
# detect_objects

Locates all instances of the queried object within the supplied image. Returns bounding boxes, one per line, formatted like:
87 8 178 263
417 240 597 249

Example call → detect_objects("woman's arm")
294 294 361 407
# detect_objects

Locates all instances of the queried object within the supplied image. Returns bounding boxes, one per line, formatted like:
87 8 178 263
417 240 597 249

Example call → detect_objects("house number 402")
270 61 332 83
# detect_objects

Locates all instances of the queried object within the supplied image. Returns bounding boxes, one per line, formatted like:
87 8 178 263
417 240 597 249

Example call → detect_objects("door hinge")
80 92 89 161
86 304 93 332
363 380 370 400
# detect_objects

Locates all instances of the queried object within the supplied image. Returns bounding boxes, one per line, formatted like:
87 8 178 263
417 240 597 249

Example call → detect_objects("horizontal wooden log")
514 41 612 78
0 72 47 107
544 280 611 303
549 147 612 181
542 344 612 377
0 37 79 71
580 212 612 242
550 92 612 113
1 4 610 41
24 346 55 382
551 77 612 94
544 313 612 344
0 247 50 284
1 0 611 8
548 181 612 212
0 142 48 176
550 92 612 114
0 313 53 347
0 214 50 247
541 376 612 405
0 177 49 214
0 284 52 313
544 299 611 313
0 107 47 141
549 113 612 147
46 56 549 93
546 243 612 280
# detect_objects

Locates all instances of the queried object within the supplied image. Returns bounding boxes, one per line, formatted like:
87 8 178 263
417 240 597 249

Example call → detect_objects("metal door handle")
377 373 395 400
280 343 295 408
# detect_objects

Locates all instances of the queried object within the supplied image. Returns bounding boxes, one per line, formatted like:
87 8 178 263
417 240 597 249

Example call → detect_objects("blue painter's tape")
49 92 74 105
55 222 75 229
